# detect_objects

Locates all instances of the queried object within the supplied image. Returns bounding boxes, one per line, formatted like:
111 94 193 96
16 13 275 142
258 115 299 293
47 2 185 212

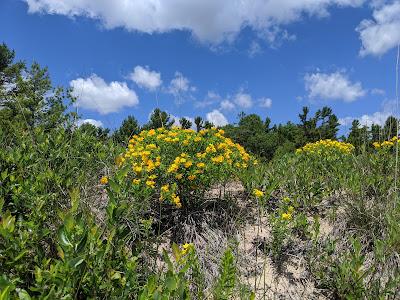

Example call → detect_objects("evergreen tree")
0 43 73 132
113 115 140 144
194 116 203 132
179 117 192 129
143 108 174 130
383 116 398 140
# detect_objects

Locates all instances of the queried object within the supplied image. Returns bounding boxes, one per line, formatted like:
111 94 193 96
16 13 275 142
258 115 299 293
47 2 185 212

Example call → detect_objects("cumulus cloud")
24 0 365 44
304 71 366 102
259 97 272 108
339 100 396 127
233 92 253 108
357 2 400 56
70 74 139 114
129 65 162 91
206 109 228 126
76 118 104 127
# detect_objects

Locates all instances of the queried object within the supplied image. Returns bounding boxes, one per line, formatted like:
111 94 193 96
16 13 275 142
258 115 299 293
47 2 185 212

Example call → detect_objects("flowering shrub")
112 127 253 209
296 139 354 156
373 136 399 150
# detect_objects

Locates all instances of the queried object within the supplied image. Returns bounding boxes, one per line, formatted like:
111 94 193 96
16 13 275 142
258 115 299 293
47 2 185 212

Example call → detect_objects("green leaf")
108 179 121 194
58 226 73 249
67 256 85 268
165 275 177 291
0 285 11 300
116 164 131 181
69 188 80 213
162 250 174 272
75 231 88 253
16 289 31 300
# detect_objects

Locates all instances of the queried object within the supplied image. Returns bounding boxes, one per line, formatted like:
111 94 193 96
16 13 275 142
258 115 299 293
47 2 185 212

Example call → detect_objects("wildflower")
181 243 193 255
146 180 156 188
100 176 108 185
132 179 141 185
188 175 196 181
281 213 292 221
211 155 224 163
196 162 205 168
253 189 264 198
172 194 182 208
184 161 193 168
161 184 169 192
175 174 183 180
134 166 142 174
288 206 294 213
167 164 179 173
115 156 125 167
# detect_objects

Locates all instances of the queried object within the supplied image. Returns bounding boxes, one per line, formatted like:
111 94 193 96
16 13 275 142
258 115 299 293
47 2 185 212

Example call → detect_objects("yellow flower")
132 179 141 185
253 189 264 198
211 155 224 163
146 180 156 188
172 194 182 208
161 184 169 192
288 206 294 213
115 156 125 167
188 174 196 181
134 166 143 174
100 176 108 185
181 243 193 255
281 213 292 221
373 142 381 148
148 174 157 180
196 162 205 168
167 164 179 173
148 129 156 136
175 174 183 180
184 161 193 168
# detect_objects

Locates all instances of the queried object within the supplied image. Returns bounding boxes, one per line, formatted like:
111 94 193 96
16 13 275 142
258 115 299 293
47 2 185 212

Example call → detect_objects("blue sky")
1 0 400 132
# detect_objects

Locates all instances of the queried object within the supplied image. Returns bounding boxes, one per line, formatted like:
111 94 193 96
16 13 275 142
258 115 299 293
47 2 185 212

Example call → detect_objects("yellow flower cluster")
181 243 193 255
373 136 399 149
296 139 354 155
117 127 253 208
253 189 264 198
281 206 294 221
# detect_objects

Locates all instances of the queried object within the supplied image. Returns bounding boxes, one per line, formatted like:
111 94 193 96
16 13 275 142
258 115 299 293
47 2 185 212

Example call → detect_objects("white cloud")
70 74 139 114
129 65 162 91
233 92 253 108
339 100 396 127
206 109 228 126
195 91 221 108
357 2 400 56
76 118 104 127
24 0 365 45
304 71 366 102
220 99 235 111
248 41 262 57
168 72 196 96
371 88 385 95
259 97 272 108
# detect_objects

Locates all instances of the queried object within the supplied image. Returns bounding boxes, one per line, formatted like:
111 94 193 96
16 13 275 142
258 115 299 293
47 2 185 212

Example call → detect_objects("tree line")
1 42 398 161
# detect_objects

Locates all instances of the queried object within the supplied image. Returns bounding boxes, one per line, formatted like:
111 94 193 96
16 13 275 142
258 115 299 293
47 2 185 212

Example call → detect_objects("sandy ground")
90 181 334 299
